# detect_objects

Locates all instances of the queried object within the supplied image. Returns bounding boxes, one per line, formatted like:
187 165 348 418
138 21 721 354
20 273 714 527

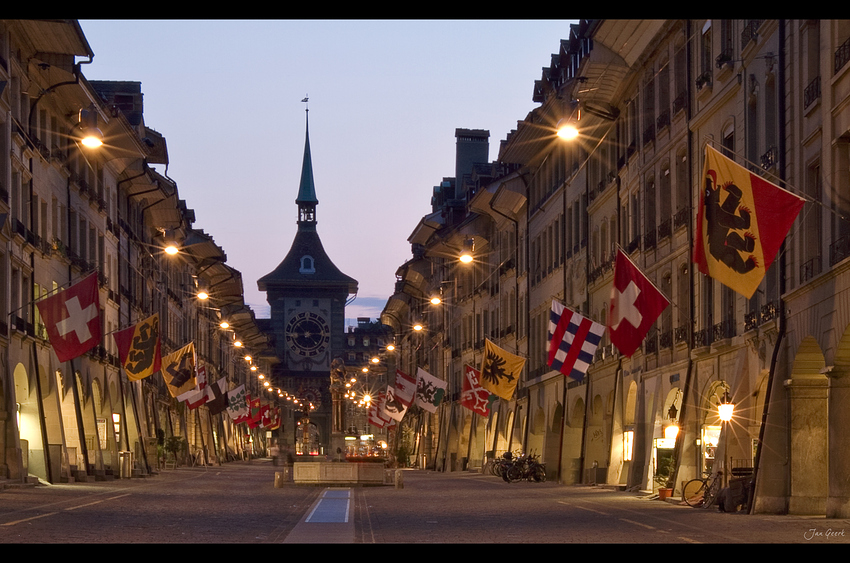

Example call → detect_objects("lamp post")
718 390 734 487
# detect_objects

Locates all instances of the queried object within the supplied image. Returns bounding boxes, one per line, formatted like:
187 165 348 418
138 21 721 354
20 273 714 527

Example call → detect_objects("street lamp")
77 103 104 148
556 117 580 141
718 391 734 422
459 238 475 264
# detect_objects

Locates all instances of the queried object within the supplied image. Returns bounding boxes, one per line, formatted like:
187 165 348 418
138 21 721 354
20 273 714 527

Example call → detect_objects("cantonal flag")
548 301 605 383
382 386 409 422
113 314 161 381
694 145 805 299
415 368 447 413
479 340 525 400
227 386 249 422
393 369 417 407
161 342 197 398
206 377 229 415
368 392 393 428
460 364 496 417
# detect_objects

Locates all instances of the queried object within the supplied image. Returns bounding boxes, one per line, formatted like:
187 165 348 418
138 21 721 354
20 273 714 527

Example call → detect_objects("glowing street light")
556 118 579 141
718 392 734 422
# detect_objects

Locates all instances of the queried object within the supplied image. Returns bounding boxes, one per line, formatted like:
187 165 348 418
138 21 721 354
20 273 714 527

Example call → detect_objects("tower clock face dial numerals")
286 312 330 357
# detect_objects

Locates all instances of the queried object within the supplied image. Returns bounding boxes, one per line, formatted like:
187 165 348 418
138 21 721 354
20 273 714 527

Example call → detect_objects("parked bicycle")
503 452 546 483
682 470 723 508
482 451 514 479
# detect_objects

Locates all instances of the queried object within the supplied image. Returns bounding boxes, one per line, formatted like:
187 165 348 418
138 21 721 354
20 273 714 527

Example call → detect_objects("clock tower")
258 109 357 456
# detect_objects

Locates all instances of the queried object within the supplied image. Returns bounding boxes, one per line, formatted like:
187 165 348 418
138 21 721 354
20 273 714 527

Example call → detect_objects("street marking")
2 512 59 526
621 518 656 530
557 501 608 515
305 489 350 523
65 493 131 511
65 500 104 510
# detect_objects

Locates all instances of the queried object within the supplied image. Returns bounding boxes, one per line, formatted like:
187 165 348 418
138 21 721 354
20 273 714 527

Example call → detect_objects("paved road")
1 461 847 543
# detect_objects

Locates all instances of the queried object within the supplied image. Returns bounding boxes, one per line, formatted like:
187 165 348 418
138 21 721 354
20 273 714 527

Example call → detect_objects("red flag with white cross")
608 248 669 358
36 272 101 362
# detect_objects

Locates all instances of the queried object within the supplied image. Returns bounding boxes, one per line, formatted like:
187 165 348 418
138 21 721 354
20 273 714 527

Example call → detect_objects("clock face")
285 311 330 357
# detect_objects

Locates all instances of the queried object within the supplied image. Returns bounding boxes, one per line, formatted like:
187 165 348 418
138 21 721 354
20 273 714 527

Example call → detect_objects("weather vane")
302 95 309 113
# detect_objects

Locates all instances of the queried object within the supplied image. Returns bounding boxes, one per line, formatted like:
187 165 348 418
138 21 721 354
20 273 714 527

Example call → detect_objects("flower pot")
658 487 673 500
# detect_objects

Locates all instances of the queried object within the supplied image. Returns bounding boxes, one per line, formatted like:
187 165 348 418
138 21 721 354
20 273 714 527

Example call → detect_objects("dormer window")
300 255 315 274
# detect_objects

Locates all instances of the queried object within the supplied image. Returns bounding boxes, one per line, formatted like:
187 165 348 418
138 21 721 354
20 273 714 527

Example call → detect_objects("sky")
77 19 578 326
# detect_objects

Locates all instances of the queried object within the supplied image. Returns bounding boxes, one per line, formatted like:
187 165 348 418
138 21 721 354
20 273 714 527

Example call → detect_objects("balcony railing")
741 20 763 51
674 207 690 230
712 318 736 342
830 235 850 266
658 218 672 240
645 330 658 354
804 75 821 108
835 35 850 74
674 325 689 344
760 145 778 170
800 255 821 283
644 229 657 250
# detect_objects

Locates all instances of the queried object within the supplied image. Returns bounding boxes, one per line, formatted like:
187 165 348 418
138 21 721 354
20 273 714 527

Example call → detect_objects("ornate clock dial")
286 312 330 357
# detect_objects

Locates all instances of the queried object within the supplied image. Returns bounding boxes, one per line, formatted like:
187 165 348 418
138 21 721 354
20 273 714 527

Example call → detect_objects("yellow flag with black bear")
694 145 805 298
479 339 526 400
112 314 161 381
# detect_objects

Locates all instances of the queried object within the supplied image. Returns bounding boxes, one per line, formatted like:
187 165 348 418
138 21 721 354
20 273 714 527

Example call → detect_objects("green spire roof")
296 112 318 206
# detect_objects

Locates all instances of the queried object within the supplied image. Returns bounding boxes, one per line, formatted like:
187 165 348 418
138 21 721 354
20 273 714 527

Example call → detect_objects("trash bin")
118 451 132 479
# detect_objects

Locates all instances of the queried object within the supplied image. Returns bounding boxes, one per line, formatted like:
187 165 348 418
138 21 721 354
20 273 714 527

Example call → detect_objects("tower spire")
296 99 317 226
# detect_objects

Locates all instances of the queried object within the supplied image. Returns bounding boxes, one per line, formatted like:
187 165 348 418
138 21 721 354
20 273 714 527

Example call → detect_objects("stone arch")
531 405 546 434
699 379 730 428
662 386 683 432
550 401 563 433
590 394 604 425
570 396 585 427
14 362 47 481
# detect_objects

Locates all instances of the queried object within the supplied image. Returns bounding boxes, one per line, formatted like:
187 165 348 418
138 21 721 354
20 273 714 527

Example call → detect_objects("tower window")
300 255 315 274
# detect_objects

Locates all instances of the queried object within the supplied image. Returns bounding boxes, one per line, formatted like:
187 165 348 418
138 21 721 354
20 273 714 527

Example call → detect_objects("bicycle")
682 471 723 508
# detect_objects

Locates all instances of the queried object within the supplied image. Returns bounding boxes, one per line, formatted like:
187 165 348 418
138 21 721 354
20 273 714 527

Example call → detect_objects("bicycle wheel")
682 478 707 507
506 464 523 483
702 475 722 508
532 465 546 483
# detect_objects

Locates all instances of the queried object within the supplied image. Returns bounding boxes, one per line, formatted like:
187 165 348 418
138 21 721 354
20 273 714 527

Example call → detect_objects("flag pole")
30 342 54 483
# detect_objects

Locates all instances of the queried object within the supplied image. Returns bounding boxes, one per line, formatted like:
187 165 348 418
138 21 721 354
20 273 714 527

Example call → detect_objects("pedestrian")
270 441 280 466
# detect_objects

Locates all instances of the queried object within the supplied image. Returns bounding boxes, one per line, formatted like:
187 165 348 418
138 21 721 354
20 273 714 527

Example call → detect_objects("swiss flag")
608 248 669 357
36 272 102 362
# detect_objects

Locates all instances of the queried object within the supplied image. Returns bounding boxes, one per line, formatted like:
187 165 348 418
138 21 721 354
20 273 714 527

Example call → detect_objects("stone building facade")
0 20 272 485
383 19 850 517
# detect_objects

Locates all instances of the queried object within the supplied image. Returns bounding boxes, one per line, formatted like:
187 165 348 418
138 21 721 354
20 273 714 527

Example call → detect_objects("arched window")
300 255 315 274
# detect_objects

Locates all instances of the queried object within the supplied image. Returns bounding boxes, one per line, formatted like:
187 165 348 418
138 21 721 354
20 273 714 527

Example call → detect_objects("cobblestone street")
2 460 847 544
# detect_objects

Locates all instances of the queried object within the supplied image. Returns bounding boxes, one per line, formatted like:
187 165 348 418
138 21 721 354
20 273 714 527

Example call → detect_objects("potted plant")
654 455 675 500
164 436 185 468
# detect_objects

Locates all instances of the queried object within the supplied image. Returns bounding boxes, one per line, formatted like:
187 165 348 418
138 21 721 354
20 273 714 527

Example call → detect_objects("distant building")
257 112 357 457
